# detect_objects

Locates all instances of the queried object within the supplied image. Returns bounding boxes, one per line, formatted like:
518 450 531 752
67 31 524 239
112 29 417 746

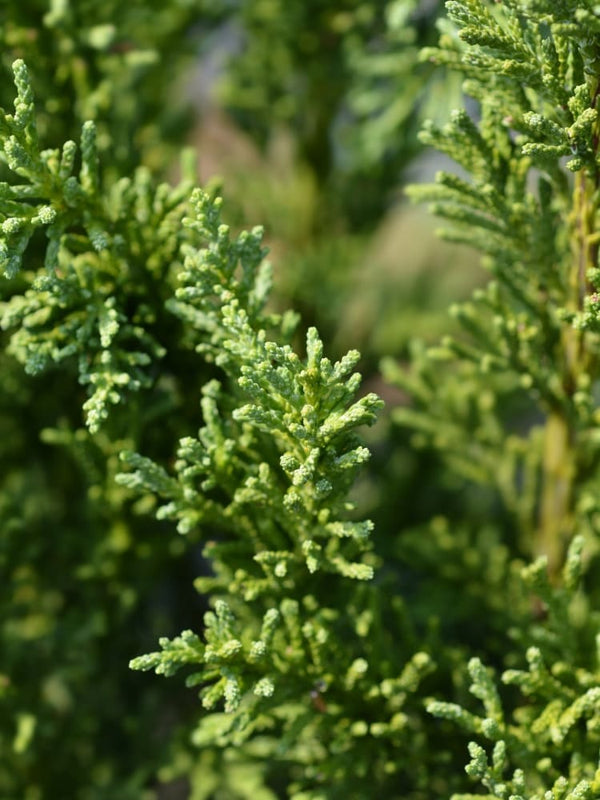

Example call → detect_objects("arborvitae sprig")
119 190 383 602
0 60 196 431
395 0 600 576
118 189 454 797
130 590 435 798
119 188 383 584
394 7 600 794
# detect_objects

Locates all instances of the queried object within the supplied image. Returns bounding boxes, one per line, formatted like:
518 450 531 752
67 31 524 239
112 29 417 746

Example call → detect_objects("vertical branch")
538 82 600 577
538 411 575 577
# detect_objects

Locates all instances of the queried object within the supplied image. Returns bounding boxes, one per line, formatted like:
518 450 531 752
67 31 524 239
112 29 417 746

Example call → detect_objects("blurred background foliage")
189 0 478 366
0 1 496 798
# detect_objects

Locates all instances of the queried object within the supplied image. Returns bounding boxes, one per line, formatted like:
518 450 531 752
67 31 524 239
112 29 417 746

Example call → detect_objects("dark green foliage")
0 6 215 797
0 0 218 175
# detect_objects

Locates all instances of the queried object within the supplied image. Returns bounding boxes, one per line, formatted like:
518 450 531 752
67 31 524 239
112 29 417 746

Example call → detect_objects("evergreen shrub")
4 1 600 799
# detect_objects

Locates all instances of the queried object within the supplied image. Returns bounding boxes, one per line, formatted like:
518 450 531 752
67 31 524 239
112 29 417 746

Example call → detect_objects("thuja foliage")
400 0 600 575
0 3 221 797
0 46 432 800
7 1 600 799
126 0 600 795
390 0 600 797
1 2 454 798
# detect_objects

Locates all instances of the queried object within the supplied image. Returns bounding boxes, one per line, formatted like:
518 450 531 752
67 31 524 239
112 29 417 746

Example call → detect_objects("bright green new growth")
118 186 382 581
118 190 439 795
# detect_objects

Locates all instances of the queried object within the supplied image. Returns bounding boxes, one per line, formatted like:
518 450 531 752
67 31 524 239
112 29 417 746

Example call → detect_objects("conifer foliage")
401 0 600 578
5 1 600 799
392 1 600 797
